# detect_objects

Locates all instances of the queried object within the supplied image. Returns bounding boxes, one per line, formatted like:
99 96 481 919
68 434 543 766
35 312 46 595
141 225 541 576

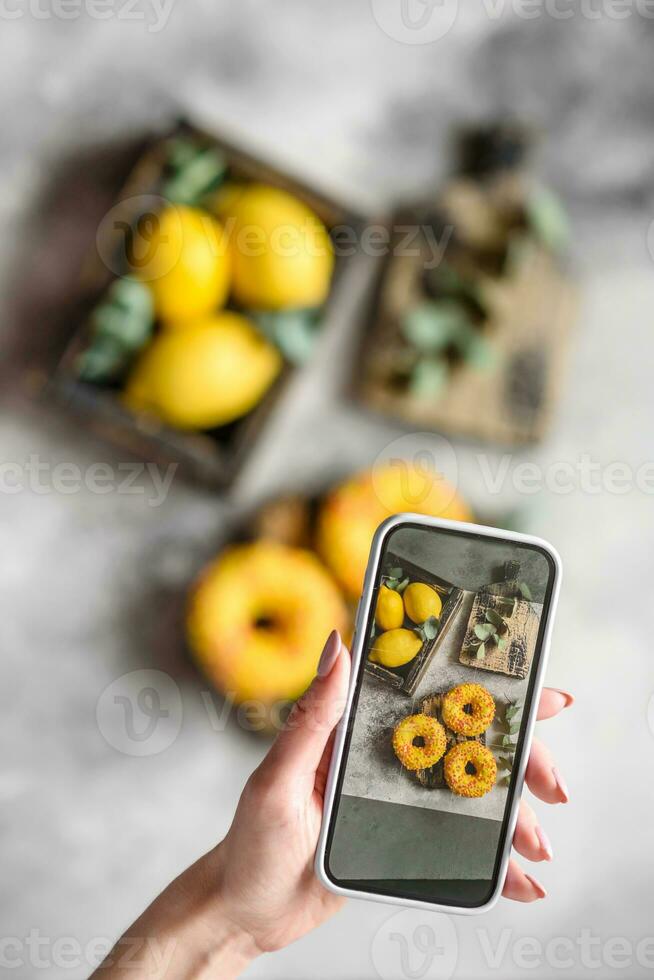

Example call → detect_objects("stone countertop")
2 4 654 979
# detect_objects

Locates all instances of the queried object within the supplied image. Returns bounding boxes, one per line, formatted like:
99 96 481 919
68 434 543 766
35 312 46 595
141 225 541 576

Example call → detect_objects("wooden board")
364 552 464 696
357 209 577 446
459 590 541 678
414 691 486 789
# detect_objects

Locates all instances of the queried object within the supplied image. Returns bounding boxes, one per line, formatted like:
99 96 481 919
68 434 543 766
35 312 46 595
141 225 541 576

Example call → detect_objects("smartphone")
315 514 561 915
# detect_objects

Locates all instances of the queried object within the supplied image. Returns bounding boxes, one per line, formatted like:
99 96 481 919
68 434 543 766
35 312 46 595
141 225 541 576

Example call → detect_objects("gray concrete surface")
2 4 654 979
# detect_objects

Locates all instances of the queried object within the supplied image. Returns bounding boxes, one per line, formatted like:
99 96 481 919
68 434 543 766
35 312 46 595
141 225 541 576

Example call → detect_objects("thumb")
262 631 351 785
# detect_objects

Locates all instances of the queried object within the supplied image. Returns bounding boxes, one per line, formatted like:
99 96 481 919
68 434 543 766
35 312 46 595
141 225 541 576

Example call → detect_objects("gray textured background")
2 2 654 978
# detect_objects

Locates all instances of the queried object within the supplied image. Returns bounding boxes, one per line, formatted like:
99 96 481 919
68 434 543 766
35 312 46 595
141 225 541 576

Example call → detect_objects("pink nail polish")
525 873 547 899
534 825 553 860
552 767 570 803
551 688 575 708
318 630 341 677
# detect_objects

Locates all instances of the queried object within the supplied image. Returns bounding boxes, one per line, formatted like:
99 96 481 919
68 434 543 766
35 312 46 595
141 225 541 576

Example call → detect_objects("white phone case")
314 513 562 915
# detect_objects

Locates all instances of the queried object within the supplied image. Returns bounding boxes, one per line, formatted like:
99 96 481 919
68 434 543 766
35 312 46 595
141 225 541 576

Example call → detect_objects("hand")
94 631 572 978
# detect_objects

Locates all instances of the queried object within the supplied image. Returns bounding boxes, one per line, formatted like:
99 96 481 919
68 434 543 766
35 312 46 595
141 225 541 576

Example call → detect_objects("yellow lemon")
316 463 472 599
369 628 422 669
215 183 333 310
134 205 230 321
187 541 348 707
375 585 404 631
123 311 281 429
403 583 442 624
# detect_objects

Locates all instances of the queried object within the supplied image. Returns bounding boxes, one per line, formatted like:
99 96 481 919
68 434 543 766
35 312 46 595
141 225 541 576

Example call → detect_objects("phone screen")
323 520 557 908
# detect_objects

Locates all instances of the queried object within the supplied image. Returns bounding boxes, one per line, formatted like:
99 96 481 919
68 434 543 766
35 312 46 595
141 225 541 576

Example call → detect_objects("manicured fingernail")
534 825 553 861
552 767 569 803
551 689 575 708
318 630 341 677
525 873 547 899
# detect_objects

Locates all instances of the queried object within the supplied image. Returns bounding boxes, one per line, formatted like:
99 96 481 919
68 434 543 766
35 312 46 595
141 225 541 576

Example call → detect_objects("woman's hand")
94 630 572 979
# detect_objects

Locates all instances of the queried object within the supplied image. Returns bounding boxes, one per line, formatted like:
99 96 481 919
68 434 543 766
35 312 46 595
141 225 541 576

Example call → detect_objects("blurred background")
2 2 654 978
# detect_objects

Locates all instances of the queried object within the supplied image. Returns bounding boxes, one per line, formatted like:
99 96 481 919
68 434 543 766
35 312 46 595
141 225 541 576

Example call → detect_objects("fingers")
537 687 574 720
525 736 569 804
512 800 553 862
261 632 351 786
502 859 547 902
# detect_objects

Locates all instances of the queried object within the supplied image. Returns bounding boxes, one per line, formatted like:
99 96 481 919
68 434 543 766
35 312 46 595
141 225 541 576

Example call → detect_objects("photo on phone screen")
322 519 557 909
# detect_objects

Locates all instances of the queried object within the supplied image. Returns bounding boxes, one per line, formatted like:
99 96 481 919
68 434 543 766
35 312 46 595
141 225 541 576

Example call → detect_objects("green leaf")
519 581 533 600
505 704 520 721
498 596 517 618
474 623 496 641
476 641 486 661
384 577 399 591
509 722 522 735
76 335 131 383
253 310 320 365
402 301 470 352
162 143 228 205
496 638 507 652
485 609 505 629
396 577 410 594
458 330 498 371
422 616 440 640
502 734 516 748
525 185 570 253
408 357 448 398
388 567 403 580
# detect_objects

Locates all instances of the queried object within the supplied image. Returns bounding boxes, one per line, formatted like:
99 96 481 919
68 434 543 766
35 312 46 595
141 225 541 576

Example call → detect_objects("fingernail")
318 630 341 677
551 688 575 709
534 825 553 861
524 873 547 899
552 766 569 803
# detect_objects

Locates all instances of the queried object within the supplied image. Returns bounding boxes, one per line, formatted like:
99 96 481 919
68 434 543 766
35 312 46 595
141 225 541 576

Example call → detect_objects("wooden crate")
364 552 464 696
46 121 364 489
357 203 577 446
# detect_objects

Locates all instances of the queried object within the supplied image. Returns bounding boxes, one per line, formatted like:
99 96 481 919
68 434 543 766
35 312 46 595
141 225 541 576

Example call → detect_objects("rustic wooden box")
364 552 464 696
47 121 363 488
356 201 577 446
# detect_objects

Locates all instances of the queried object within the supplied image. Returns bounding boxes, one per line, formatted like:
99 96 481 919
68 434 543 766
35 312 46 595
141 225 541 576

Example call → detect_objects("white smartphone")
315 513 561 915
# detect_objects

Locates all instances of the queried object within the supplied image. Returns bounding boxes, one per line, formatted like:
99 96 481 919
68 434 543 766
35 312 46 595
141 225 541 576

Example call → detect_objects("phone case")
314 513 561 916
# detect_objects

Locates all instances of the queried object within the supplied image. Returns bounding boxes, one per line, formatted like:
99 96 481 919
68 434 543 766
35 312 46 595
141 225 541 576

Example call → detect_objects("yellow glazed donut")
444 741 497 798
442 683 495 737
392 714 447 771
187 541 348 706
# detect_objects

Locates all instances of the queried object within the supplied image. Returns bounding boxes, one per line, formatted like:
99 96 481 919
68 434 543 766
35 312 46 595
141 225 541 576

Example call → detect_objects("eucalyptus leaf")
505 704 520 722
388 567 403 580
474 623 496 641
402 301 470 352
498 596 517 618
162 145 227 205
476 642 486 661
384 577 399 591
396 577 410 594
422 616 440 640
497 637 508 652
486 609 505 628
502 734 516 748
519 581 533 600
525 185 570 253
253 310 320 365
76 335 131 383
509 722 522 736
408 357 448 398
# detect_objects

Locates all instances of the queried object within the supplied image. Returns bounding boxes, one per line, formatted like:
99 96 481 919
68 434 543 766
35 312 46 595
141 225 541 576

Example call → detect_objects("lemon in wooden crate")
316 463 472 599
187 541 348 710
214 183 333 310
123 312 281 429
134 204 230 321
375 584 404 631
403 583 442 624
369 628 421 669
